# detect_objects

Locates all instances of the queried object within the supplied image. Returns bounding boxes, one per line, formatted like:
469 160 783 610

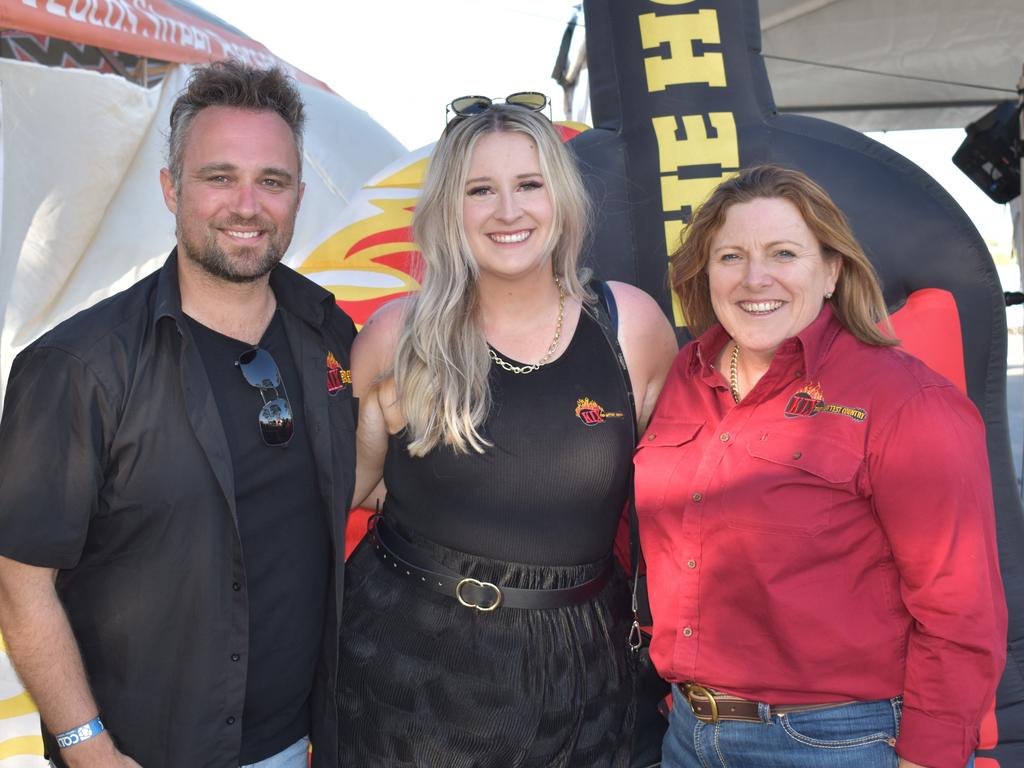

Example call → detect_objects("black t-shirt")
187 312 330 763
384 311 634 565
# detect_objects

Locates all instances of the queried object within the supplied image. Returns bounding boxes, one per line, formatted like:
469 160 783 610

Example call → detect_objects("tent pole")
1017 62 1023 494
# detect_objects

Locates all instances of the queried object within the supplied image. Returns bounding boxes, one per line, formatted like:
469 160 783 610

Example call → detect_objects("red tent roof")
0 0 330 89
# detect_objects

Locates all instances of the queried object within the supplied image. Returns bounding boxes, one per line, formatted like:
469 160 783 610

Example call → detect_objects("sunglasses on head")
235 347 293 447
445 92 550 129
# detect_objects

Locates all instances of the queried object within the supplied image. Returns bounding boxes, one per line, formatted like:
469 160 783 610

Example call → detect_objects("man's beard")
178 218 290 284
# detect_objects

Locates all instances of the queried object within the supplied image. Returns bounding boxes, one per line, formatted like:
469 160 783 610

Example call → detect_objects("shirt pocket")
722 431 863 536
634 420 705 512
327 382 357 435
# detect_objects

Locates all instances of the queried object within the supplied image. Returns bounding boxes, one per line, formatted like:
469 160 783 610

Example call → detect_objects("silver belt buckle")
455 577 502 611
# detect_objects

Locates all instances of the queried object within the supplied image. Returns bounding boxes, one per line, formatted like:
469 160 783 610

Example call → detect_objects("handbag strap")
584 280 645 651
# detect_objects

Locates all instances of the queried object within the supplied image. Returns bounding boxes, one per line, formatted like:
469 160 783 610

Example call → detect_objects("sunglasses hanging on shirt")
235 347 294 447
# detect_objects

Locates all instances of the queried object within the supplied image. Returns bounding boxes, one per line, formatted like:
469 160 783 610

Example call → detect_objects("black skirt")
338 527 636 767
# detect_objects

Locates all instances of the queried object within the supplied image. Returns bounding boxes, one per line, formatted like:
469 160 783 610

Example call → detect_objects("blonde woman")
339 98 677 766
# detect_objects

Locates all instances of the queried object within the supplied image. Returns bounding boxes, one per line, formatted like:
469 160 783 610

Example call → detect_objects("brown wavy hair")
167 60 305 189
671 164 897 346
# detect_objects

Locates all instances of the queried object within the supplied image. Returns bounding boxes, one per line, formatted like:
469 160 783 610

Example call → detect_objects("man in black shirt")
0 61 356 768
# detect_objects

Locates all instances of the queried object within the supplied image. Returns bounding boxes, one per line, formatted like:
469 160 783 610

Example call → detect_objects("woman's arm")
350 300 405 510
870 384 1006 768
606 281 678 433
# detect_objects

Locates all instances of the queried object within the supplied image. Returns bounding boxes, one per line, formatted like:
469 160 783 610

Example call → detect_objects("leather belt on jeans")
370 516 612 612
683 683 851 724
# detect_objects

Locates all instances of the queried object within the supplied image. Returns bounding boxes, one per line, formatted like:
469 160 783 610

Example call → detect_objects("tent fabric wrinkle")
0 61 163 354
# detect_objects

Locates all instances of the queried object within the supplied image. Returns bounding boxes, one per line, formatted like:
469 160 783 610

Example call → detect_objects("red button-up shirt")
634 307 1006 768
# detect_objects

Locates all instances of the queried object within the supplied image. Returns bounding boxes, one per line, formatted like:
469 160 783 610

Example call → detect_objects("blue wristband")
55 716 105 749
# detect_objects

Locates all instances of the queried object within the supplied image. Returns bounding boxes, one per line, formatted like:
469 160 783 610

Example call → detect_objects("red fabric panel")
888 288 967 394
345 508 373 560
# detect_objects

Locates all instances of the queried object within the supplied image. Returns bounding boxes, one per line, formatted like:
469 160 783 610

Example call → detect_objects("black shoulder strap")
586 280 636 444
586 281 650 642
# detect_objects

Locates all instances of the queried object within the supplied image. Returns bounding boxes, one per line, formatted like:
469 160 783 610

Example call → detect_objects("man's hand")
898 759 929 768
60 732 141 768
0 557 139 767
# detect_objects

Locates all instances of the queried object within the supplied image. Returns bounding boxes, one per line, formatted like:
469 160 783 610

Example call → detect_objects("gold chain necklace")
488 278 565 375
729 343 741 404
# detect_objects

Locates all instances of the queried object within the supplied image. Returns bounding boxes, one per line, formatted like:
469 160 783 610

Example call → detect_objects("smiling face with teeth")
160 105 304 284
461 130 554 284
707 196 841 365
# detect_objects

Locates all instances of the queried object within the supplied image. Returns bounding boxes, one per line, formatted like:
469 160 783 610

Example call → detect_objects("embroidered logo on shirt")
575 397 625 426
784 382 866 422
326 351 351 394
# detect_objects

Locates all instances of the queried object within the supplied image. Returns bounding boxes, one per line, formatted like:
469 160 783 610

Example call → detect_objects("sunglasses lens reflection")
451 96 492 116
506 92 547 111
259 398 293 446
237 348 282 389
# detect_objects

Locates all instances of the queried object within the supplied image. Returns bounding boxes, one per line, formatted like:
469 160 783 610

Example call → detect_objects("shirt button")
687 559 697 569
683 626 694 637
231 653 240 662
793 451 802 460
232 582 241 591
795 370 804 378
719 432 730 442
647 433 656 441
692 492 703 502
226 716 236 725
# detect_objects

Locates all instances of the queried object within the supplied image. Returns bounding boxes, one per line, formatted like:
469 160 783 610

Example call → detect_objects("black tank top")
384 310 633 566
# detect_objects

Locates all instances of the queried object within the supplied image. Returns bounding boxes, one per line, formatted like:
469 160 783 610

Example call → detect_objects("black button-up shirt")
0 251 357 768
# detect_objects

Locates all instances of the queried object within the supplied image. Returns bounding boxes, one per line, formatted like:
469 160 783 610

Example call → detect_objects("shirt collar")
153 247 336 329
796 304 843 379
686 303 843 380
153 248 185 325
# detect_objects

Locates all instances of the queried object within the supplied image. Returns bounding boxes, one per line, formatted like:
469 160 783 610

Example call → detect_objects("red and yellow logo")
326 350 350 394
784 383 866 422
575 397 625 426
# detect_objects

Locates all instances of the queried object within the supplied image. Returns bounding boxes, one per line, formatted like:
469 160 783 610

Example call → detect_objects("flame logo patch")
326 351 351 394
575 397 625 426
784 383 866 422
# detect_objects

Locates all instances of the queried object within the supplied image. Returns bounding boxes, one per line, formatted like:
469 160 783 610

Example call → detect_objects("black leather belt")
371 517 612 611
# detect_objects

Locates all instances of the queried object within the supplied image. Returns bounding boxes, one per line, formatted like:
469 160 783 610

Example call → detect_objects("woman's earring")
824 290 834 299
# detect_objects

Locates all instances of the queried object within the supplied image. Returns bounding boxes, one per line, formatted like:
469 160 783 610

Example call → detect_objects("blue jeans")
239 736 309 768
663 685 975 768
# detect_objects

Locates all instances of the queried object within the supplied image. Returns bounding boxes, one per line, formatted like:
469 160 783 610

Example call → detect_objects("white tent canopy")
760 0 1024 132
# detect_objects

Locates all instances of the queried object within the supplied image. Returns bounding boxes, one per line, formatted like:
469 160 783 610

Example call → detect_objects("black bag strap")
585 280 637 443
584 280 646 652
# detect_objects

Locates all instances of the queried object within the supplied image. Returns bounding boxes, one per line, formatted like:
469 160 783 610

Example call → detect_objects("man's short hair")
167 59 306 186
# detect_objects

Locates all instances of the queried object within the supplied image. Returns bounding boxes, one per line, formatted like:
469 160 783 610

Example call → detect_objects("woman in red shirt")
634 164 1006 768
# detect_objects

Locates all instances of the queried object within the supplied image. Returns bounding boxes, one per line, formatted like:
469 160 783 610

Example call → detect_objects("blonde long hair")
394 105 592 456
672 164 897 346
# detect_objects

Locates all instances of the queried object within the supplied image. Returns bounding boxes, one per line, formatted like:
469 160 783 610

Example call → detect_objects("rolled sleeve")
0 346 114 568
869 383 1007 768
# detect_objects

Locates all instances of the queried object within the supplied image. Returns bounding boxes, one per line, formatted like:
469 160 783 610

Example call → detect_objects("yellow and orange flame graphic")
297 150 431 329
795 382 825 401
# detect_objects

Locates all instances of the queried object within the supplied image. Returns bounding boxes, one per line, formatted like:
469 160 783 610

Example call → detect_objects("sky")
194 0 1016 259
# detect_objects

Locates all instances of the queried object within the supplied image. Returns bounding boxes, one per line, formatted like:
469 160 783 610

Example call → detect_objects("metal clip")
628 620 642 652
